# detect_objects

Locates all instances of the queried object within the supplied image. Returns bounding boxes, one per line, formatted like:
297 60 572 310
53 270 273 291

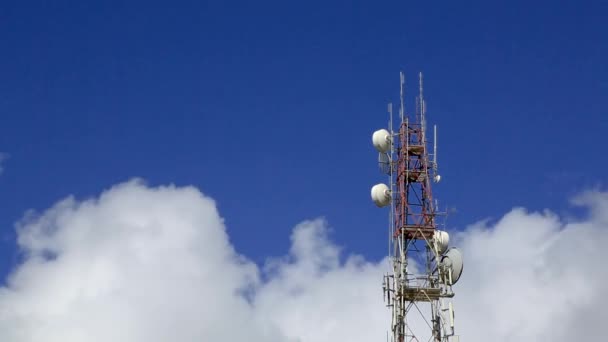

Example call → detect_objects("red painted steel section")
393 120 436 242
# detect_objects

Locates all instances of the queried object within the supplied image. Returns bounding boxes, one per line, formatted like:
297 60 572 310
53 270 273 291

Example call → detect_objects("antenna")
419 72 425 140
434 124 438 169
433 124 440 183
370 71 461 342
388 102 394 261
400 72 405 122
389 102 393 139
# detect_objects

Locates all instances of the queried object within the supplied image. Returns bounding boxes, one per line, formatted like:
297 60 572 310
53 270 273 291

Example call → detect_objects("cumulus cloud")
0 180 387 342
0 180 607 341
454 200 608 341
2 180 280 341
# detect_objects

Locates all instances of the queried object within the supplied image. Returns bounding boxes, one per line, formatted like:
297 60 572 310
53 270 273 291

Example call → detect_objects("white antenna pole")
389 103 393 137
434 124 438 171
419 72 425 139
388 103 394 267
400 72 405 123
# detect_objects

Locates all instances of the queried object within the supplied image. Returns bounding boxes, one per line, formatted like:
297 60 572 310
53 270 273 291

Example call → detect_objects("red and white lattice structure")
371 72 463 342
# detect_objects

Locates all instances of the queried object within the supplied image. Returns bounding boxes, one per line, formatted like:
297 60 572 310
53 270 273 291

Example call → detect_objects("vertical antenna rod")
434 124 438 171
419 72 425 140
388 102 394 261
400 72 405 122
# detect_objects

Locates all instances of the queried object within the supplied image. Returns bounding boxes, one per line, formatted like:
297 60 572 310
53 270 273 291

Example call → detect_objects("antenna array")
371 72 463 342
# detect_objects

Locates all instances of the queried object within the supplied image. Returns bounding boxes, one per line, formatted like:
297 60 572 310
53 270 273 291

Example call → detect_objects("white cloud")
255 219 389 341
0 180 607 341
454 202 608 341
1 180 283 342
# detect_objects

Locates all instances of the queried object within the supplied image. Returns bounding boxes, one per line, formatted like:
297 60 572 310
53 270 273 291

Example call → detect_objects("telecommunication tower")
371 72 464 342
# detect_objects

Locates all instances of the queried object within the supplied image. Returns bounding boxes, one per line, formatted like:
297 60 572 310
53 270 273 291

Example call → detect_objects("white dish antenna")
371 183 391 207
372 129 392 153
434 230 450 254
440 247 463 285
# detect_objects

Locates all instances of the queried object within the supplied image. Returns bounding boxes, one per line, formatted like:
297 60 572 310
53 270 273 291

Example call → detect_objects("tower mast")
372 71 463 342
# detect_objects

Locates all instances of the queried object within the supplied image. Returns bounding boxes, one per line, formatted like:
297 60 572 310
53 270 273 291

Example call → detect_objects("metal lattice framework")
379 72 460 342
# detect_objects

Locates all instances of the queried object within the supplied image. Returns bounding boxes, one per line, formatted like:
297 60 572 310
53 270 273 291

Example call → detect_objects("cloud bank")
0 179 606 341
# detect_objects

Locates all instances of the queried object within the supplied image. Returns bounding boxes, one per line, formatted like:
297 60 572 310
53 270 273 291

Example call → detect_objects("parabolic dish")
434 230 450 255
440 247 463 285
371 183 391 207
372 129 391 153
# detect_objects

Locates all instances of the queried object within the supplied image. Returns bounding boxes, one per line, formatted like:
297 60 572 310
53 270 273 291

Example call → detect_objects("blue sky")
1 0 607 280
